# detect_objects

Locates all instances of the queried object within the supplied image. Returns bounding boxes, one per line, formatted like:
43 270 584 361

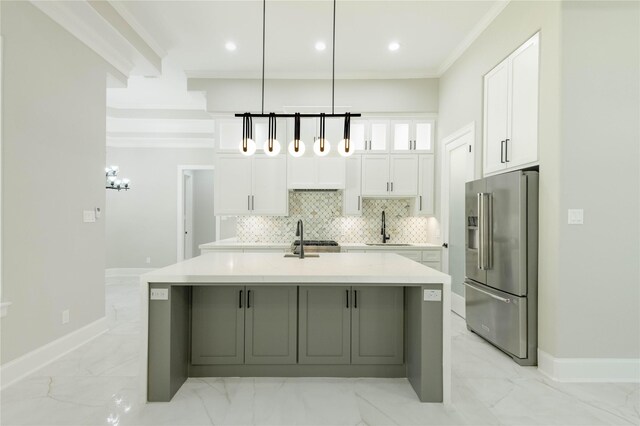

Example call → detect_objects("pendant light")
236 0 360 157
240 113 256 156
288 113 305 157
263 113 281 156
337 112 353 157
313 114 331 156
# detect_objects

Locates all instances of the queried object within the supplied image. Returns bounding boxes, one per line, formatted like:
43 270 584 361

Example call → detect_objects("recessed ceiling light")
315 41 326 51
388 42 400 52
225 41 237 51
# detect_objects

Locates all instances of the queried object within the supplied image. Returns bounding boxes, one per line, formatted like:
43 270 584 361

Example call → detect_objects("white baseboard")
105 268 154 277
1 316 107 389
538 349 640 383
451 292 465 318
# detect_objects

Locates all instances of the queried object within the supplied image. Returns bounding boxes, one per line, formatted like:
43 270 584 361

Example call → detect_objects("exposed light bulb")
110 165 119 172
263 139 281 156
108 175 117 182
313 138 331 157
122 178 130 186
337 139 355 157
288 139 306 157
239 138 257 156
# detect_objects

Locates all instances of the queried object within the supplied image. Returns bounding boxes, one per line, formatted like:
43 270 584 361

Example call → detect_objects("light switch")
424 289 442 301
83 210 96 223
150 288 169 300
568 209 584 225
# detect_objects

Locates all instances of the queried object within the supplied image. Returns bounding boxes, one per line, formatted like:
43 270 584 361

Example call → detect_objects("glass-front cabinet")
391 119 435 153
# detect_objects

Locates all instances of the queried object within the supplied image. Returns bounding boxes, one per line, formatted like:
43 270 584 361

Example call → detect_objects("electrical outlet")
62 309 70 324
83 210 96 223
423 289 442 302
150 288 168 300
146 257 151 264
568 209 584 225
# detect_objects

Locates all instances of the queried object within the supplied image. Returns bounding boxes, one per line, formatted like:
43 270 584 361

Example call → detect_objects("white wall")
438 0 639 362
188 78 439 114
191 170 215 255
105 147 215 268
1 2 113 364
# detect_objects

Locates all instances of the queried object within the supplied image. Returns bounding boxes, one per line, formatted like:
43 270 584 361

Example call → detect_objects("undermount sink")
365 243 413 247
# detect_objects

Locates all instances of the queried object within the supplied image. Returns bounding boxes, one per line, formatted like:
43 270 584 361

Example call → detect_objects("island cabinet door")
298 286 351 364
191 286 245 365
351 287 404 365
244 286 297 364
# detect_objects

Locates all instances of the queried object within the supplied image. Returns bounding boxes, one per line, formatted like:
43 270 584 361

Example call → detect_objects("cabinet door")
299 287 351 364
215 155 252 215
254 117 287 153
417 154 435 215
191 286 244 365
508 33 539 168
390 155 419 196
316 157 346 189
350 120 367 152
414 120 434 152
217 120 243 152
287 156 316 189
483 61 509 175
391 120 412 152
361 155 390 196
351 287 404 364
369 120 390 152
343 157 362 216
245 286 297 364
252 156 287 215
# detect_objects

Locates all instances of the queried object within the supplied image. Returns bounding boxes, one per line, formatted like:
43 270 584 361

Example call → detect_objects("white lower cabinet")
343 248 441 271
214 154 287 216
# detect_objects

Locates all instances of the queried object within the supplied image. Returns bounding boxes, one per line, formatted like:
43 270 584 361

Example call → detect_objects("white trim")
442 283 452 405
176 166 218 262
107 138 215 149
538 350 640 383
0 317 108 390
437 1 511 76
107 1 167 59
105 268 155 277
451 292 465 319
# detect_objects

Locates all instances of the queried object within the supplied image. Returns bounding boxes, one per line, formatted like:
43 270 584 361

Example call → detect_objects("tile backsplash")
236 191 435 244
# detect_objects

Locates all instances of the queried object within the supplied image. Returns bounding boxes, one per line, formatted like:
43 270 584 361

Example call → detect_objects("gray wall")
191 170 216 255
1 2 112 363
188 78 439 114
105 147 215 268
438 1 639 359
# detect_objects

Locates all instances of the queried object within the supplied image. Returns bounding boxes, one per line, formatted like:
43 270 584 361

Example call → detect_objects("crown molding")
436 0 511 76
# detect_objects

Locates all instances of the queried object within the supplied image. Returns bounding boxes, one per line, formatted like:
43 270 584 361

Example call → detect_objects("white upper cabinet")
483 33 539 176
390 119 436 153
368 120 390 152
343 156 362 216
216 119 243 152
287 155 345 189
215 154 288 216
347 119 390 153
350 121 367 151
361 155 418 197
416 154 435 216
253 117 287 153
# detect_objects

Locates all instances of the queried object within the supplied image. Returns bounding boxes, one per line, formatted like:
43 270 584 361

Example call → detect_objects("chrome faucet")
381 211 390 243
296 219 305 259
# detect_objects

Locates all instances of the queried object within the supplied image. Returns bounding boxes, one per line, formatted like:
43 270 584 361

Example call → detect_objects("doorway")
441 123 475 318
177 166 218 261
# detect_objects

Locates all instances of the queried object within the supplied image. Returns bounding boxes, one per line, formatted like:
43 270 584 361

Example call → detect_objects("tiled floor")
1 276 638 426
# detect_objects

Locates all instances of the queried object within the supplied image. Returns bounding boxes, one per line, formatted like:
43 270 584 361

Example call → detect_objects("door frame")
177 165 218 262
440 122 475 318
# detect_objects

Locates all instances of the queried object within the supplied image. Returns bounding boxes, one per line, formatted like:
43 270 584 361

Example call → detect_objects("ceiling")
112 0 504 79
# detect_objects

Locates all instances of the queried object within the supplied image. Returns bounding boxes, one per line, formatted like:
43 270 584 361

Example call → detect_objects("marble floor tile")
1 276 639 426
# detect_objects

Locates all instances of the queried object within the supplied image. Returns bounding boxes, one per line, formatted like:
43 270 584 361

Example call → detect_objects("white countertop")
199 238 441 250
142 252 450 285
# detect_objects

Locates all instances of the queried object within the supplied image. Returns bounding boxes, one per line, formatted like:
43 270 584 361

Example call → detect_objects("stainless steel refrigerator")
465 170 538 366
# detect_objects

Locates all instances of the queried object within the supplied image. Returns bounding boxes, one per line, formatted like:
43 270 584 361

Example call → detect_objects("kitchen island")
140 252 451 404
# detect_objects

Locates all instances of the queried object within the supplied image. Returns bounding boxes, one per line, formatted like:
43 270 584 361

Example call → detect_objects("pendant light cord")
331 0 336 115
261 0 266 115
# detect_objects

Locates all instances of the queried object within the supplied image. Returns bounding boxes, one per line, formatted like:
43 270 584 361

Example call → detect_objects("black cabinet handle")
505 139 510 162
354 290 358 309
239 289 243 308
500 140 505 163
247 290 251 308
346 289 349 308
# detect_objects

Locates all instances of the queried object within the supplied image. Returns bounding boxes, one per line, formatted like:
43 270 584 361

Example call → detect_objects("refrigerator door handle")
485 193 493 270
477 193 483 270
464 281 510 303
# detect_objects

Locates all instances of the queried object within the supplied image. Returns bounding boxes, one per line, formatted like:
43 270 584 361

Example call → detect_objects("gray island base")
140 253 451 404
